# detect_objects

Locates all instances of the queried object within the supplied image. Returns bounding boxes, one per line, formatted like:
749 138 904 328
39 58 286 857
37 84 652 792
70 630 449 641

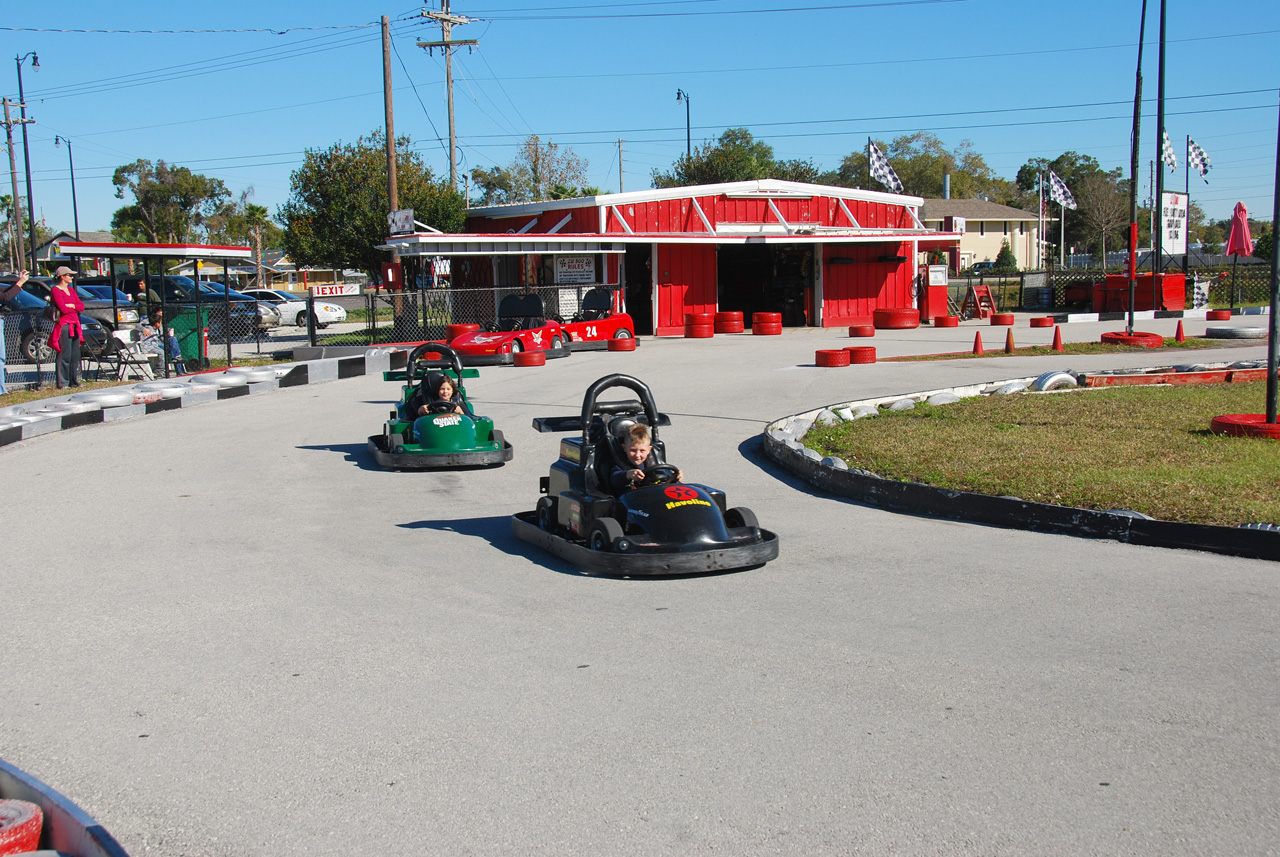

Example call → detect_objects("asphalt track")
3 316 1277 856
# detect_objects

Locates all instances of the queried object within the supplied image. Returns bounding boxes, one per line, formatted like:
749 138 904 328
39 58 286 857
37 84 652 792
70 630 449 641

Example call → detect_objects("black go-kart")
367 342 514 469
512 373 779 575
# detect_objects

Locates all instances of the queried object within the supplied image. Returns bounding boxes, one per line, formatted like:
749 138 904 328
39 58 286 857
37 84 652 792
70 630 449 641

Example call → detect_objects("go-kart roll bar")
407 342 464 382
579 374 661 446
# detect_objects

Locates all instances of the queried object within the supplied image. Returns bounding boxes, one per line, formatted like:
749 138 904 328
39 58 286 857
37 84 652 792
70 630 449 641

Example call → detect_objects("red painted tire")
714 321 745 334
684 324 714 338
684 312 714 326
1210 414 1280 439
815 349 851 367
714 311 743 324
872 308 920 329
990 313 1015 326
1206 309 1232 321
0 800 43 856
848 324 876 337
513 350 547 367
752 322 782 336
845 346 877 364
1029 316 1054 328
752 312 782 326
446 323 480 342
934 315 959 328
1101 331 1164 348
607 337 636 351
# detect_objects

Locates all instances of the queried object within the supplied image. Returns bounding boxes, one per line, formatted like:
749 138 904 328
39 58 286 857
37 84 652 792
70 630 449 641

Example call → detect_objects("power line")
469 0 968 21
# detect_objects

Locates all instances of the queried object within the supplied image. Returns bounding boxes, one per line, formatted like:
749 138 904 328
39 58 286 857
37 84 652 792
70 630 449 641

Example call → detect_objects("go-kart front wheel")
536 497 557 532
588 518 624 552
724 506 758 529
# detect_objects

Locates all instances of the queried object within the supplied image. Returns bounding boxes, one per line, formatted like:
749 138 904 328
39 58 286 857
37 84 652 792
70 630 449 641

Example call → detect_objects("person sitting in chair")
140 312 185 374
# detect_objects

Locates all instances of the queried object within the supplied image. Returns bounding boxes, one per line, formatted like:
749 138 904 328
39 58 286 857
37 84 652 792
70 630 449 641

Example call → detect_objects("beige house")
919 199 1043 272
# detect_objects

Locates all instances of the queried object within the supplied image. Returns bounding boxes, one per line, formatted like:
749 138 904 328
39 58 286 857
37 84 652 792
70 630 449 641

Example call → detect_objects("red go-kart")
450 292 570 365
555 287 634 350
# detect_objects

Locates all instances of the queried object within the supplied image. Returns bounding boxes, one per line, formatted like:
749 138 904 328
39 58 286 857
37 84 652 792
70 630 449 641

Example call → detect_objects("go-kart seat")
575 287 614 322
496 292 547 332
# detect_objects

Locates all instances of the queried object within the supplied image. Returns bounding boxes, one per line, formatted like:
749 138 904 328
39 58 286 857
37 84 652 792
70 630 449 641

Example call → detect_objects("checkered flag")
1187 137 1211 183
1047 170 1077 210
1161 128 1178 172
868 139 903 194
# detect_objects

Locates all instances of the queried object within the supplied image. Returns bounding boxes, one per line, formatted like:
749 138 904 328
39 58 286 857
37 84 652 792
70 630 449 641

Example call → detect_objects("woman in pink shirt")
48 265 85 388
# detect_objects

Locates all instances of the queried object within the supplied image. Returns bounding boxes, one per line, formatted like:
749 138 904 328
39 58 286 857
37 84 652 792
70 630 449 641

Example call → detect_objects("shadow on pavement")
297 442 383 472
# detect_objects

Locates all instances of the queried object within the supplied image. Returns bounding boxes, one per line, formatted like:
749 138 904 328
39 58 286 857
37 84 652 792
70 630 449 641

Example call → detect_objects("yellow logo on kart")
665 498 711 510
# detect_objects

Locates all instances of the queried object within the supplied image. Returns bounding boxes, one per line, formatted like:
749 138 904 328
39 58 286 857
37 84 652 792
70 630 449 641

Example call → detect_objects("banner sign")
311 284 360 297
388 209 415 235
1161 191 1188 255
555 254 596 284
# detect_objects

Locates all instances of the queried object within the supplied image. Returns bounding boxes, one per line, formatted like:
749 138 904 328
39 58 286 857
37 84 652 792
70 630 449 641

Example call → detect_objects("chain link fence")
946 266 1273 312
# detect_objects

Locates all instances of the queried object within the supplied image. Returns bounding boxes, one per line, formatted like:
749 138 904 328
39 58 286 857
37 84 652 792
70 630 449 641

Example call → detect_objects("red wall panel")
655 244 717 334
821 242 912 325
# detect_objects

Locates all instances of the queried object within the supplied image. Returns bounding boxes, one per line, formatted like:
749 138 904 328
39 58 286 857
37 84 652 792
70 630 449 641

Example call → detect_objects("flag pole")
1127 0 1147 335
1266 89 1279 424
1038 172 1044 270
1154 0 1167 280
1183 135 1191 274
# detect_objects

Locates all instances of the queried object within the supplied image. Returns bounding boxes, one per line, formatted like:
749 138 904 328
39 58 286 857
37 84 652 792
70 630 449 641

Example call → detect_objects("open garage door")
717 244 813 326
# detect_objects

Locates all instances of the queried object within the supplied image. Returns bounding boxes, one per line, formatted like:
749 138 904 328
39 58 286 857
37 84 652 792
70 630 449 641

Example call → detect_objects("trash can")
169 305 210 367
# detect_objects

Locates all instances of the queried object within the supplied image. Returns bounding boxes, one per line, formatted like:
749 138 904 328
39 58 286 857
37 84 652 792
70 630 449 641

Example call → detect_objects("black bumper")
367 435 513 469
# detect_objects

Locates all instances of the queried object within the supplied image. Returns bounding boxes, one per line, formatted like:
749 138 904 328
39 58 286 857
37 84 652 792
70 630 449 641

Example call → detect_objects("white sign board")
1161 191 1188 255
927 265 949 286
388 208 415 235
948 216 965 234
555 254 596 284
311 283 361 297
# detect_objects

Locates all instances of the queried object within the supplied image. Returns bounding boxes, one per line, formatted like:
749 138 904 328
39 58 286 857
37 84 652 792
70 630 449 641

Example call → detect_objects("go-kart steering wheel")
426 400 456 414
639 464 679 486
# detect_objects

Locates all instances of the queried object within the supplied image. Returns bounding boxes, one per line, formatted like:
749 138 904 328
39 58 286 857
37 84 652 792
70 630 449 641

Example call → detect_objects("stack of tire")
872 308 920 329
714 311 744 334
684 312 714 338
752 312 782 335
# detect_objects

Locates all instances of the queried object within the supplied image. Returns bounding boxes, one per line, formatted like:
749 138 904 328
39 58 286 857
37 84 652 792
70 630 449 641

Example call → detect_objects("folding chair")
112 328 157 381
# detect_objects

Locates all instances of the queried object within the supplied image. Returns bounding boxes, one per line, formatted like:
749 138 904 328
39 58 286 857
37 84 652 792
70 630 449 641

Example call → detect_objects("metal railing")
947 266 1273 312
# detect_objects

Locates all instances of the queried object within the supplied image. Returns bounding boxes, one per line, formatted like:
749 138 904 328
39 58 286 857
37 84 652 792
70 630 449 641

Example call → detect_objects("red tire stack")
714 310 744 334
684 312 714 338
446 323 480 342
1206 309 1232 321
0 800 43 855
935 315 959 328
1029 316 1054 328
848 324 876 337
872 308 920 329
990 313 1015 326
514 350 547 366
845 346 877 364
607 337 636 352
815 349 851 367
752 312 782 335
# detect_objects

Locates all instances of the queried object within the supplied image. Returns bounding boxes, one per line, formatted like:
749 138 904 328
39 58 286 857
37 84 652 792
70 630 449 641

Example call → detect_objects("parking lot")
2 318 1277 856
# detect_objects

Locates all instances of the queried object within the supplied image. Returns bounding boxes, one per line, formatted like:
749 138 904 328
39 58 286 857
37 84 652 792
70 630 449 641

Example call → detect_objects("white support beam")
548 214 573 234
837 199 861 228
516 218 538 234
767 199 795 235
689 198 715 234
610 205 634 234
907 206 925 230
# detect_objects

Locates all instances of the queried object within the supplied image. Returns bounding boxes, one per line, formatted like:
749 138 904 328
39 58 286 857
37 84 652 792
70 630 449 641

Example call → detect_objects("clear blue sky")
3 0 1276 239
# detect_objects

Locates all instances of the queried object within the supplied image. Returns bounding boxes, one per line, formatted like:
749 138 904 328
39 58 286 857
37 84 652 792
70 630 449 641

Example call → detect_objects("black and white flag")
1162 129 1178 172
868 139 903 194
1047 170 1077 210
1187 137 1211 183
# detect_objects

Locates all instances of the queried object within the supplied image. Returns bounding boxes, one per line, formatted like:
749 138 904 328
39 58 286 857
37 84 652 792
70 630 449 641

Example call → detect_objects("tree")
111 159 230 243
205 191 283 287
470 135 588 205
993 241 1018 272
819 132 1013 202
650 128 816 188
280 130 466 282
1075 171 1128 268
1014 152 1112 257
1252 226 1273 261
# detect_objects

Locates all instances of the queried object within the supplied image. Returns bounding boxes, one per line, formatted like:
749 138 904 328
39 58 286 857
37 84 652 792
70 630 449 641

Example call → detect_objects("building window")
979 222 985 237
1003 221 1008 235
1020 221 1024 235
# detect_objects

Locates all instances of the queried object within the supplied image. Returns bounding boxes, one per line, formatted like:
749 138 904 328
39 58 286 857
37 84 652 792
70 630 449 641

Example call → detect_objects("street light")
675 88 691 158
15 51 38 270
54 135 79 240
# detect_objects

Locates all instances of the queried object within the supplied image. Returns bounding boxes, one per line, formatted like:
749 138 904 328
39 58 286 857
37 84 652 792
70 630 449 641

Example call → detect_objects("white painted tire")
134 381 188 399
1030 371 1078 391
1205 326 1266 339
69 389 136 407
224 366 276 383
202 372 249 388
993 381 1030 395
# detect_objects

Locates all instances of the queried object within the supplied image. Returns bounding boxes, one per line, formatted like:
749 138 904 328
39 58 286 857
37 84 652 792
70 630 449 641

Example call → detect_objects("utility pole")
382 16 398 212
3 97 32 270
418 1 478 193
618 139 624 193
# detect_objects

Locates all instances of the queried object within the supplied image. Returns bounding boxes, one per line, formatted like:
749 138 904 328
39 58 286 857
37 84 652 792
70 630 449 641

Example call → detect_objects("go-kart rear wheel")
613 329 632 339
588 518 623 552
536 497 556 532
550 335 565 350
509 338 523 353
724 506 758 530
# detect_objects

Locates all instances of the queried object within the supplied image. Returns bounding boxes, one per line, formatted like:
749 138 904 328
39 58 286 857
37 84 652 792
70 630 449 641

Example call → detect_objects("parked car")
240 288 348 328
0 282 111 363
18 276 141 344
197 282 280 332
967 261 996 275
83 275 262 340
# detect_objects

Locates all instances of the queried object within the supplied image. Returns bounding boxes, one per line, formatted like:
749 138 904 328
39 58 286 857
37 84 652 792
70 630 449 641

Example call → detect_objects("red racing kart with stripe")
553 287 634 350
449 291 570 364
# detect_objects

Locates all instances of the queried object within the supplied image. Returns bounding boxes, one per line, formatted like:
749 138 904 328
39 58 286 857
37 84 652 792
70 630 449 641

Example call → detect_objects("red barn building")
384 179 959 335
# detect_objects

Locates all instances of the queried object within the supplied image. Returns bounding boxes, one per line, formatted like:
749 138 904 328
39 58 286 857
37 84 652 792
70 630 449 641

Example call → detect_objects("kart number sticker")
584 325 597 338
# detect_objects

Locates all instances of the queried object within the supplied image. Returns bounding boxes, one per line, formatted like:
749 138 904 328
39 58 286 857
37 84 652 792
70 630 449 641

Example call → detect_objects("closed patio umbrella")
1225 202 1253 309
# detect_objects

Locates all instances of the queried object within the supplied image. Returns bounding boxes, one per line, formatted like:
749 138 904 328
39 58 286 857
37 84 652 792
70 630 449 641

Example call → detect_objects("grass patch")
887 338 1248 362
803 381 1280 526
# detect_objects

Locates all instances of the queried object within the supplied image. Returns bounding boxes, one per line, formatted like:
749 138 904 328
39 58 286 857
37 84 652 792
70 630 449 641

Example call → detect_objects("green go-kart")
368 342 514 469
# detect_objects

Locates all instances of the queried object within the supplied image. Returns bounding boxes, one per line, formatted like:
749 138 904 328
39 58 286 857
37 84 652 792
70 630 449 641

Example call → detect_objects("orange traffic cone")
1051 325 1065 352
1175 319 1186 342
972 331 984 355
1004 328 1016 354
